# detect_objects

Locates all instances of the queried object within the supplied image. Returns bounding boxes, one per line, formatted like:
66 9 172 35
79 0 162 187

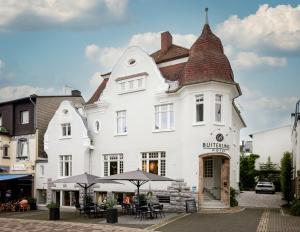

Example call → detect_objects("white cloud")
232 52 287 69
85 32 196 70
217 4 300 52
0 0 129 31
89 72 103 88
0 85 60 102
0 59 5 70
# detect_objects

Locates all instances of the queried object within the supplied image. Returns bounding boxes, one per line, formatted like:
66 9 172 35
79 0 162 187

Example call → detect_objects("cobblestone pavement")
237 191 286 208
0 217 148 232
267 209 300 232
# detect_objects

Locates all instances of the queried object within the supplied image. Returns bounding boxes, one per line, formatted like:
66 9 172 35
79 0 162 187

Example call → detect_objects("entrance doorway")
198 153 230 208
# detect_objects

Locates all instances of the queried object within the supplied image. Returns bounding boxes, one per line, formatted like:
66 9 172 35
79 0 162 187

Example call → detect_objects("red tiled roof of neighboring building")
86 78 109 105
151 44 189 64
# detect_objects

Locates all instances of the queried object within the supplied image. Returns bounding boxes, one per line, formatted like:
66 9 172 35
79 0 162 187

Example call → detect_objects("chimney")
161 31 172 53
71 90 81 97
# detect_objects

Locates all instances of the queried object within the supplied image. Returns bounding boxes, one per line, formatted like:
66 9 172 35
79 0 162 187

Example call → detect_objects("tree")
240 153 260 190
280 152 293 203
259 156 281 191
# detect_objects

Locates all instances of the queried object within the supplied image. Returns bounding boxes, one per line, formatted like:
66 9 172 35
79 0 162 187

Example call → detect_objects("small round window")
128 59 136 66
63 109 68 115
95 121 100 133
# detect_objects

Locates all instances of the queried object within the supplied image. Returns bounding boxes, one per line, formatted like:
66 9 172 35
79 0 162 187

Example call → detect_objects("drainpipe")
29 95 37 198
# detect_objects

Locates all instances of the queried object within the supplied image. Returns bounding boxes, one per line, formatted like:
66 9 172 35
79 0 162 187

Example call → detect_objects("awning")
0 174 32 182
0 166 9 172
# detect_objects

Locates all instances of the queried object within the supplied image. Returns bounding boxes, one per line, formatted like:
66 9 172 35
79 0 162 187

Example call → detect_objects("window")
20 111 29 124
40 165 44 177
195 95 204 122
62 123 71 137
3 145 9 158
62 191 79 206
103 154 123 176
154 104 174 130
157 196 170 203
215 94 222 123
0 114 2 126
37 189 47 204
116 111 127 134
17 138 28 159
204 158 213 177
141 152 166 176
118 77 145 94
95 121 100 133
60 155 72 177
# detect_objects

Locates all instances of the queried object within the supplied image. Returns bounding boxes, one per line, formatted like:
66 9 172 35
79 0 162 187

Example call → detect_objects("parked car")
255 181 275 194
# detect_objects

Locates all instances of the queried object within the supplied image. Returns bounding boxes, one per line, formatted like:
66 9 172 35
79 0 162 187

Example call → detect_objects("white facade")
35 100 91 206
37 26 245 208
85 46 243 193
292 101 300 198
251 125 292 169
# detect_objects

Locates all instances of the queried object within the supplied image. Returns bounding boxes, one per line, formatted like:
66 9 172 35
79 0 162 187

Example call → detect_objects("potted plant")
28 197 37 210
106 197 118 223
46 202 60 220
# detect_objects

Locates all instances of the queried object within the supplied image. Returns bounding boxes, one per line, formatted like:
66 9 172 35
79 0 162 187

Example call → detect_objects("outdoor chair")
153 204 165 218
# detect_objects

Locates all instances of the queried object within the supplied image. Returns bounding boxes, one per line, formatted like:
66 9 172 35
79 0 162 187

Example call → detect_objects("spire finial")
205 7 209 24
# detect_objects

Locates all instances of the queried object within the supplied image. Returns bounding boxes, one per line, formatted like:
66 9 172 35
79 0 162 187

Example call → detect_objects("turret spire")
205 8 209 24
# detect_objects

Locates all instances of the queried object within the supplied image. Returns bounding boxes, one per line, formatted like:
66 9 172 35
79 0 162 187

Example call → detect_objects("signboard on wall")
202 133 230 153
12 164 26 171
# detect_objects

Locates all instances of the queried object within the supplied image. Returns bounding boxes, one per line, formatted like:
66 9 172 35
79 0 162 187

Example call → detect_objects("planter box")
49 208 60 220
106 208 118 223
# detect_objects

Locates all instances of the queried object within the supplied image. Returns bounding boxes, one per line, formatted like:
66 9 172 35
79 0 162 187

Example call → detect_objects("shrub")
290 200 300 216
230 187 238 207
280 152 293 203
46 202 59 209
106 197 117 209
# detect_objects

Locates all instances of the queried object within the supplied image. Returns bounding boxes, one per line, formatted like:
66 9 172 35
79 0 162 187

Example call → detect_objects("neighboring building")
35 100 90 206
250 125 292 169
241 140 253 155
292 100 300 199
39 16 245 209
0 91 84 201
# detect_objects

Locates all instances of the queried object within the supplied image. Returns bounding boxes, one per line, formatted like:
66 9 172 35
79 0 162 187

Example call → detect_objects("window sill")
114 133 128 137
152 129 175 133
2 157 10 159
16 156 28 160
213 123 225 126
59 136 72 140
192 122 205 127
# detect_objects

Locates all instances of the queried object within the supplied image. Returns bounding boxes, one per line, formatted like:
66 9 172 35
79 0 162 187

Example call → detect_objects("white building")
250 125 292 169
35 100 91 207
292 100 300 198
38 20 245 209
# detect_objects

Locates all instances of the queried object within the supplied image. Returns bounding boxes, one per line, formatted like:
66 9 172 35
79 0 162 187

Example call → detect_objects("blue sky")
0 0 299 140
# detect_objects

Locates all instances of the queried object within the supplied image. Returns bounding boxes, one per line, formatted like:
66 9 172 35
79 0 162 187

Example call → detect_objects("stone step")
200 200 228 209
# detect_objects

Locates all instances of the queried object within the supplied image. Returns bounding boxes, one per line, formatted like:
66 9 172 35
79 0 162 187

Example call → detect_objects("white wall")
252 125 292 169
292 121 300 176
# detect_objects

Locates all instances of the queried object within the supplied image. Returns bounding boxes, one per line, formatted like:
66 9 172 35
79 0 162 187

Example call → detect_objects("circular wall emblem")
216 133 224 142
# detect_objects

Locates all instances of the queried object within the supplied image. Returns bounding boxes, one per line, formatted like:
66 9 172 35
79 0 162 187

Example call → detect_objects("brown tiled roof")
86 78 109 105
181 24 234 86
151 44 189 64
159 62 186 81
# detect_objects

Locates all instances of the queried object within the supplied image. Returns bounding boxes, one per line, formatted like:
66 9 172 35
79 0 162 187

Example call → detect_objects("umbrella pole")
137 180 140 206
84 184 87 207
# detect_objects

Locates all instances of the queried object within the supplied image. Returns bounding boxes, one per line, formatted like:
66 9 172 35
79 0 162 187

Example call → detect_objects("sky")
0 0 299 140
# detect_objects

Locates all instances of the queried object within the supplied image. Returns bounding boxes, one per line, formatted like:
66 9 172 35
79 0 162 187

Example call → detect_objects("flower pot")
106 208 118 223
49 208 60 220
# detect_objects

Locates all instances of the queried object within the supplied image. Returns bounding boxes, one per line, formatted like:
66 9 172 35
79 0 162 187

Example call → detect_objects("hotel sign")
202 134 230 153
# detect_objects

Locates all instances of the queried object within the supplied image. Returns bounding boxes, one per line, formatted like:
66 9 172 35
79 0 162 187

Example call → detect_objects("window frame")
20 110 29 124
59 155 72 177
141 152 166 176
2 145 9 159
17 138 29 160
204 158 213 178
116 110 127 135
103 154 124 176
194 94 204 124
154 103 174 132
61 123 71 138
117 77 146 94
215 94 223 124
